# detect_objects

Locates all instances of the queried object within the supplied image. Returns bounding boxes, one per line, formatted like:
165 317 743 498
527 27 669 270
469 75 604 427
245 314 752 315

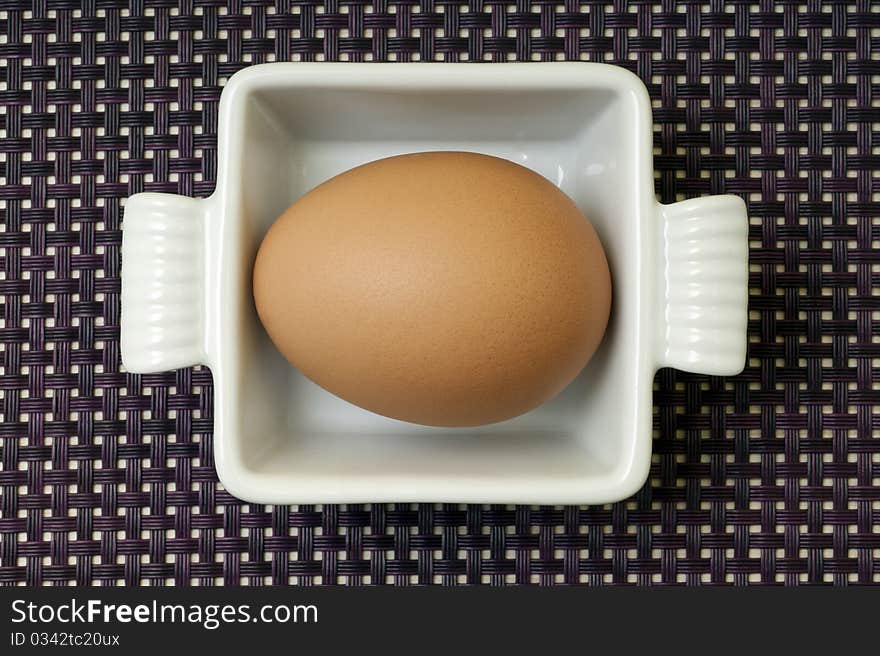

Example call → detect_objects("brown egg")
253 152 611 427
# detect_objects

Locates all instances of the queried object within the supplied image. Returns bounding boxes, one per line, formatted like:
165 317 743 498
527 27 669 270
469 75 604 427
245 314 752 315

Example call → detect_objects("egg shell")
253 151 612 427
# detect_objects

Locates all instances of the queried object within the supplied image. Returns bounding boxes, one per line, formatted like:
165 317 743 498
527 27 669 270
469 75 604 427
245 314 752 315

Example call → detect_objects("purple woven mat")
1 0 879 586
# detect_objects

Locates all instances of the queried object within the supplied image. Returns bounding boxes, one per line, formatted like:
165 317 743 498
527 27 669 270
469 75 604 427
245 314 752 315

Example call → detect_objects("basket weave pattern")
1 1 878 585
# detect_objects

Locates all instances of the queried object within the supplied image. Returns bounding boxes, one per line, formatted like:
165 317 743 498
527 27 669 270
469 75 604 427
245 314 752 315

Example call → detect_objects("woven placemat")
1 1 879 586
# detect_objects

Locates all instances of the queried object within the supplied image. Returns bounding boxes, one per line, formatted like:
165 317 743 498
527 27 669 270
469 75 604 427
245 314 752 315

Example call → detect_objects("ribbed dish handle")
121 193 206 373
656 195 749 376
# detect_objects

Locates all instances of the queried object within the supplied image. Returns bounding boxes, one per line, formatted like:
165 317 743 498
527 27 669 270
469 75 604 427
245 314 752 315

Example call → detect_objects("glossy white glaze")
121 193 205 372
657 195 749 375
120 63 748 504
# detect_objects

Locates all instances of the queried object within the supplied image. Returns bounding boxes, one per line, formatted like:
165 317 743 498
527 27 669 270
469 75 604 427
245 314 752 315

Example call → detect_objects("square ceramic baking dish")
121 63 748 504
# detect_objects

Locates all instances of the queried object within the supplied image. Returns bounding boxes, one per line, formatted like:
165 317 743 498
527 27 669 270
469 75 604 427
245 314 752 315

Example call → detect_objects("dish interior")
225 79 645 495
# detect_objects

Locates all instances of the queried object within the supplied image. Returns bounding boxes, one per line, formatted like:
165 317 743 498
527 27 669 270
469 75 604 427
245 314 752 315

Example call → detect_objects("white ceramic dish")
121 63 748 504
